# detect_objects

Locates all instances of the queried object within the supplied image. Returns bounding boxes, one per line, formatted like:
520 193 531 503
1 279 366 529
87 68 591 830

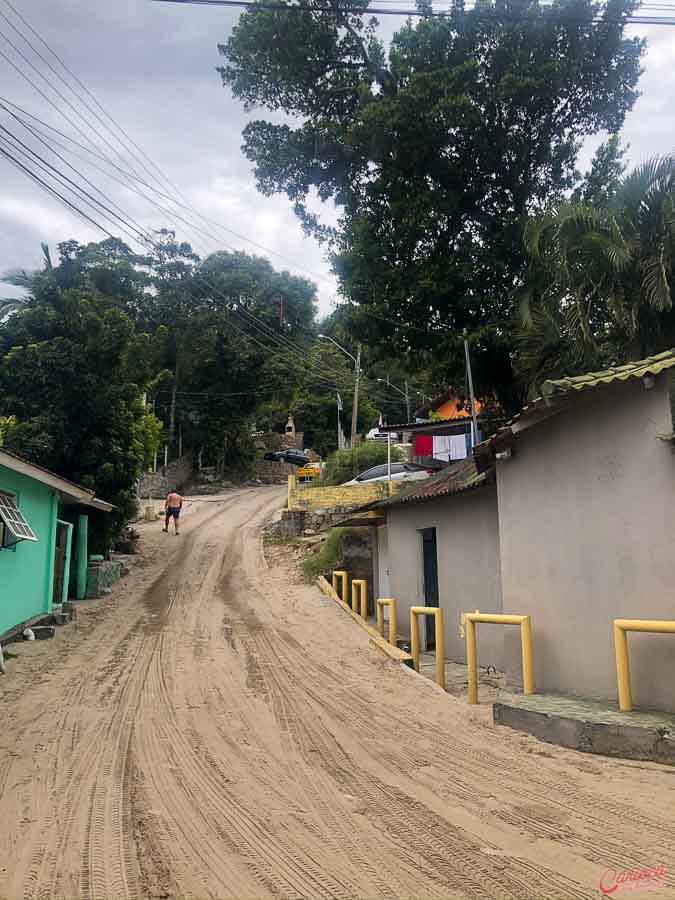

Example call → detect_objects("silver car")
342 462 433 486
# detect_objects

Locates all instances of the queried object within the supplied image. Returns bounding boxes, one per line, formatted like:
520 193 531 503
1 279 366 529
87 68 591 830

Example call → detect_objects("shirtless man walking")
163 489 183 535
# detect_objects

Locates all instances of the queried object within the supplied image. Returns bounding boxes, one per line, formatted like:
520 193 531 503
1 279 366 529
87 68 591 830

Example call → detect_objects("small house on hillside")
0 450 112 637
382 388 501 467
476 350 675 712
368 458 504 667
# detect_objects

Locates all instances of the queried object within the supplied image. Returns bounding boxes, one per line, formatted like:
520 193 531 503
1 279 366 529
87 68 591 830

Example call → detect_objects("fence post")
332 570 348 603
376 598 397 646
351 579 367 618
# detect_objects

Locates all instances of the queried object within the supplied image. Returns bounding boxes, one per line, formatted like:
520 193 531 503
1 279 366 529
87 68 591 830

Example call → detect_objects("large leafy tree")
0 240 163 541
219 0 643 411
139 240 321 465
517 154 675 393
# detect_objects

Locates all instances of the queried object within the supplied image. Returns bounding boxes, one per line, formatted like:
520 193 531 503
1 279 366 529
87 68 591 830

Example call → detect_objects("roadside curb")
316 576 414 668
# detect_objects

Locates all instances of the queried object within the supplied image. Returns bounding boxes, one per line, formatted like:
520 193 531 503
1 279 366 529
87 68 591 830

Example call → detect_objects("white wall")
379 487 503 666
497 373 675 711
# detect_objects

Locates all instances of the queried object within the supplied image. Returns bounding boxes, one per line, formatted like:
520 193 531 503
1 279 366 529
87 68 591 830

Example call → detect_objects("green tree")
518 155 675 393
0 243 162 544
219 0 643 411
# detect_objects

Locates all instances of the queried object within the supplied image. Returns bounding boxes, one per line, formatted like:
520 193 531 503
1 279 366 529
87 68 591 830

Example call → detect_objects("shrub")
320 442 406 486
302 527 346 580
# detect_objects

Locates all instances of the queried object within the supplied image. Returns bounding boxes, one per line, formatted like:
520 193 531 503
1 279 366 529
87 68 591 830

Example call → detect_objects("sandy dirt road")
0 486 674 900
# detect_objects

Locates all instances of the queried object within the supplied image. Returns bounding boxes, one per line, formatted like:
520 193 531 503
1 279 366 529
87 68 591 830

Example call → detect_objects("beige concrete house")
371 459 504 667
476 351 675 712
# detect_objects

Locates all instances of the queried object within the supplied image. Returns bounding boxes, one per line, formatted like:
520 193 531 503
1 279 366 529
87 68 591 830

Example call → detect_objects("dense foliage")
0 240 163 542
517 154 675 394
0 236 333 540
220 0 644 410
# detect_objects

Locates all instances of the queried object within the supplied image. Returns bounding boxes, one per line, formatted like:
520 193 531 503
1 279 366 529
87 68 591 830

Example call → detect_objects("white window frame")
0 490 38 549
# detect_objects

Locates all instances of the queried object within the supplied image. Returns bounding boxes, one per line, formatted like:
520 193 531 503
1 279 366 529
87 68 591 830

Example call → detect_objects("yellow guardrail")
376 598 397 647
410 606 445 690
332 570 348 604
460 610 534 705
351 579 367 619
613 618 675 712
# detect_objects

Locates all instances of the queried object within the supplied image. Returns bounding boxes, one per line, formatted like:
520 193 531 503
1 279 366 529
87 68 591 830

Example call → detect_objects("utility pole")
336 392 344 450
350 343 361 444
404 379 411 422
463 329 479 447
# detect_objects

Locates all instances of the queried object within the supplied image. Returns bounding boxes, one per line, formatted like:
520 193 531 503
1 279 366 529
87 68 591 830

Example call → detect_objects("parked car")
263 449 309 466
365 428 402 442
342 462 434 486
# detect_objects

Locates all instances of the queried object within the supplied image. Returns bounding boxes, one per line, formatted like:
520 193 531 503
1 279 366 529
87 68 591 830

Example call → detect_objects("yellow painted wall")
287 476 401 510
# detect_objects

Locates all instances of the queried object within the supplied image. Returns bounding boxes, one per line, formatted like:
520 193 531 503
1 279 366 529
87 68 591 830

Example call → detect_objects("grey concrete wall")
497 373 675 711
380 486 503 665
137 453 192 499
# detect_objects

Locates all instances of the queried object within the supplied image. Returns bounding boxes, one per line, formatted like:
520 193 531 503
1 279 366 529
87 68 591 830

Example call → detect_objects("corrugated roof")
375 457 491 509
542 350 675 398
0 449 114 510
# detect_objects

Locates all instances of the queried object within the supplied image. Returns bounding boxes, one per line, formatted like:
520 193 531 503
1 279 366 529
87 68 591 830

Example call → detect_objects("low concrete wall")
138 453 193 499
288 476 398 510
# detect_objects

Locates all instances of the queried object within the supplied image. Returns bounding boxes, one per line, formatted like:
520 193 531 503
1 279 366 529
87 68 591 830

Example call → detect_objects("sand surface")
0 485 673 900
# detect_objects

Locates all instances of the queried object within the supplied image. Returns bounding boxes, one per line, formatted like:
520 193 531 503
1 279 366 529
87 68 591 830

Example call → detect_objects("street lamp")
318 334 362 442
377 376 411 422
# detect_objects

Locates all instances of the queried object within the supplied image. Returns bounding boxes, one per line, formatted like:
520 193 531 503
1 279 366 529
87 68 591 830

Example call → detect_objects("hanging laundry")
415 435 433 457
432 435 452 460
449 434 467 460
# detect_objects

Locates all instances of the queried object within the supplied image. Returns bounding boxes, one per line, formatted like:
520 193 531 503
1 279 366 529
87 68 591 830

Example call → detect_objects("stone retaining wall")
137 453 193 499
255 460 298 484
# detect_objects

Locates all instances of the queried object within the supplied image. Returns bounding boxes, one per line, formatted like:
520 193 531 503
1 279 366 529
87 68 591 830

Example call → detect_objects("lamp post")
377 376 411 422
318 334 362 443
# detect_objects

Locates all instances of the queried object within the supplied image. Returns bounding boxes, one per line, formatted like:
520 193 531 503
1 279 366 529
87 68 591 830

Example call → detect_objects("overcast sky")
0 0 673 313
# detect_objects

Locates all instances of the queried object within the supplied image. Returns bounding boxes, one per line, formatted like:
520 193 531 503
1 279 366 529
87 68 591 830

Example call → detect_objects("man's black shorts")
166 508 180 519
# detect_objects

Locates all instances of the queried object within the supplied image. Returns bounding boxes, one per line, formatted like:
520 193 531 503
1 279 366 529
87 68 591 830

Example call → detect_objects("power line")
0 5 335 285
151 0 675 24
0 127 347 388
0 11 421 393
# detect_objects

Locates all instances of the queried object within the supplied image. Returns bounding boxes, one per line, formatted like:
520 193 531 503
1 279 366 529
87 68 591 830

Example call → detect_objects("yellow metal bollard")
410 607 445 690
351 579 367 619
613 618 675 712
332 570 348 603
461 611 534 705
376 598 397 647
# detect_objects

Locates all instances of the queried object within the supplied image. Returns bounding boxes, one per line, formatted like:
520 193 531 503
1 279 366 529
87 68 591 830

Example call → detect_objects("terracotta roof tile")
542 349 675 398
375 457 491 509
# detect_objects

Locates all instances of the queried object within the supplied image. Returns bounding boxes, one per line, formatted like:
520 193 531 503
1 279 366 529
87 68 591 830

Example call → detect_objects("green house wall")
0 465 58 635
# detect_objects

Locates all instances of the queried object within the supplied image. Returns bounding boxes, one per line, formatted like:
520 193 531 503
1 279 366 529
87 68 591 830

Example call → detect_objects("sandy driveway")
0 486 674 900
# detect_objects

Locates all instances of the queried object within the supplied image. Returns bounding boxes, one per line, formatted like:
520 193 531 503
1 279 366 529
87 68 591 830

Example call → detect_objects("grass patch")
302 527 346 580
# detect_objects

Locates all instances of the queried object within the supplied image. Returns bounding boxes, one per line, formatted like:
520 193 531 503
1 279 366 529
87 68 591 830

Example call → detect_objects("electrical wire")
151 0 675 24
0 6 438 394
0 2 335 284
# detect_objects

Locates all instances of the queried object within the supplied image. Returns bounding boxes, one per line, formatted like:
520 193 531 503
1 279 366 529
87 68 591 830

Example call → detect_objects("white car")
366 428 401 442
342 462 434 486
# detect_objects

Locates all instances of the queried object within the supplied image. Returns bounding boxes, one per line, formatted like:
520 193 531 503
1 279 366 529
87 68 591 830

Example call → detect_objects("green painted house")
0 449 112 637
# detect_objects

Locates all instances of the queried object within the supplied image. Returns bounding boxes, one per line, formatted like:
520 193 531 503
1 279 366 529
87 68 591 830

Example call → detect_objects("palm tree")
517 155 675 394
0 242 52 321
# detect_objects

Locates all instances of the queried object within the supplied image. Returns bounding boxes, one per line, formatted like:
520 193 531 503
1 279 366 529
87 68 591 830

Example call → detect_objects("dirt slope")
0 486 673 900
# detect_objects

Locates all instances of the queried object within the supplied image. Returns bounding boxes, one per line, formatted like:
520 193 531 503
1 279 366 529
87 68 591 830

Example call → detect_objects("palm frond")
641 252 672 312
1 268 35 291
